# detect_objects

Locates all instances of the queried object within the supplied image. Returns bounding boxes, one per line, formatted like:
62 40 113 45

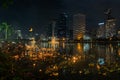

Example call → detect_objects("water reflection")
38 42 120 66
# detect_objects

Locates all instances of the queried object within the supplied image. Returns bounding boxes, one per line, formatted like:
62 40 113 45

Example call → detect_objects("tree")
0 22 14 40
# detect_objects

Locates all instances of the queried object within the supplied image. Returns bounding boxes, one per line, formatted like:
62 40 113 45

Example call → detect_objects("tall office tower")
104 9 116 39
73 13 86 40
96 22 105 38
56 13 68 39
47 21 56 39
105 19 116 38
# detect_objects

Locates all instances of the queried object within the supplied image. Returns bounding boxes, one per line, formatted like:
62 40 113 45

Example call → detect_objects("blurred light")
29 28 33 32
79 71 82 74
39 69 42 72
98 58 105 65
96 64 101 70
72 56 78 63
12 41 16 44
33 63 36 67
98 22 104 26
102 72 107 76
88 63 95 67
84 43 90 52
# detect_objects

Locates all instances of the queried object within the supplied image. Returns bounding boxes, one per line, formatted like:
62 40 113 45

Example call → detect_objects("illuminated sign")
98 22 104 26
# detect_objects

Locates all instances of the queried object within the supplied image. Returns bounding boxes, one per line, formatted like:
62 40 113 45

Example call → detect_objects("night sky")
0 0 120 34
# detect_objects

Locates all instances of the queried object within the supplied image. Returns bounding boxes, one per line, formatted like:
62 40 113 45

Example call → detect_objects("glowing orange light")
96 64 100 70
72 56 78 63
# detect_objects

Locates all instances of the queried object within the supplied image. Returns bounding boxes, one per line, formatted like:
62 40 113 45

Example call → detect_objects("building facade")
96 19 116 39
56 13 68 40
96 22 105 38
105 18 116 39
73 13 86 40
46 21 56 39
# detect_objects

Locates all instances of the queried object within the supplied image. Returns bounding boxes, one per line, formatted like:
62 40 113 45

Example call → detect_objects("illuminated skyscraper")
96 9 117 39
104 9 117 39
73 13 86 40
105 18 116 38
96 22 105 38
96 19 116 39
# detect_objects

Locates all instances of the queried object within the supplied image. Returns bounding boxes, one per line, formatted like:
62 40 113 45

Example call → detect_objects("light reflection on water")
6 42 120 79
2 41 120 79
34 42 120 80
39 42 120 65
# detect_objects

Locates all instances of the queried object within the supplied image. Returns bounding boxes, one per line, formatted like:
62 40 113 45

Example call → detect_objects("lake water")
39 42 120 65
34 42 120 79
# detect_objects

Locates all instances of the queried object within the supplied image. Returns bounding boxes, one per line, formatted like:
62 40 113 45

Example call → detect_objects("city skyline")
0 0 120 34
1 1 120 79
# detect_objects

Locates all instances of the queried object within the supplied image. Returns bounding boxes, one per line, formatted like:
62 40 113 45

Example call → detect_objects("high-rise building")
96 9 117 39
105 18 116 38
96 22 105 38
56 13 68 39
104 9 117 39
47 21 55 38
73 13 86 40
96 19 116 39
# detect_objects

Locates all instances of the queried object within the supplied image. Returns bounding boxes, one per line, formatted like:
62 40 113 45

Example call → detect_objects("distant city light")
98 22 104 26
